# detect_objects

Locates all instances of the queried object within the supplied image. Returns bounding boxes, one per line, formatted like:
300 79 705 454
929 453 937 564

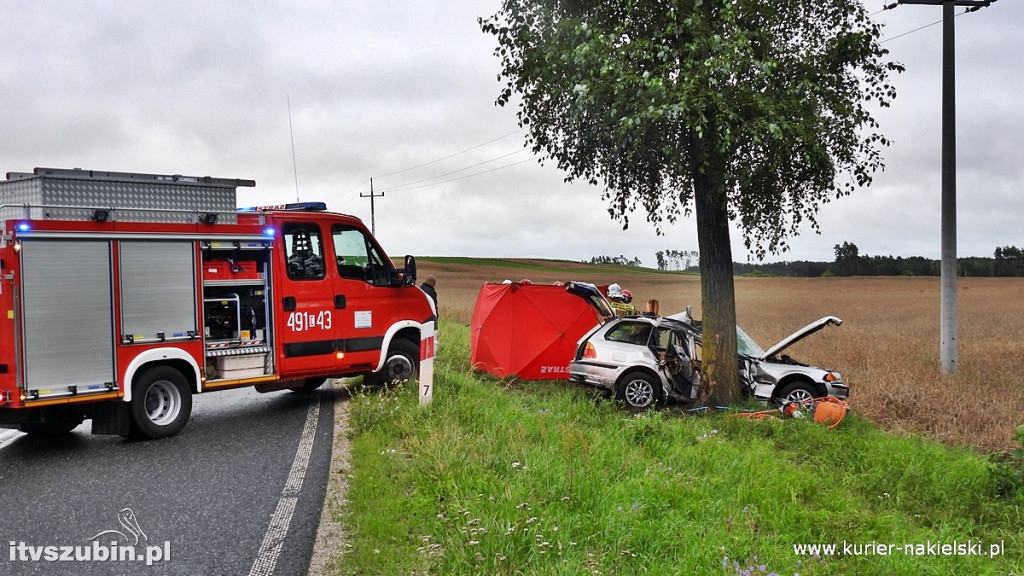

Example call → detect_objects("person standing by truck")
421 275 438 316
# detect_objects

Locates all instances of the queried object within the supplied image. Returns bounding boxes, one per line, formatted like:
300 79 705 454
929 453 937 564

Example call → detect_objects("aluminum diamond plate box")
0 167 255 223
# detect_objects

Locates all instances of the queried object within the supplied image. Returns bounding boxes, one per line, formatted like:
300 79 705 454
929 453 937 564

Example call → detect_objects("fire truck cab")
0 168 436 439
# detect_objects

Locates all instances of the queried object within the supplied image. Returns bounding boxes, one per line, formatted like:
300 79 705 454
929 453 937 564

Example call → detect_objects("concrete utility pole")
893 0 994 374
361 178 385 235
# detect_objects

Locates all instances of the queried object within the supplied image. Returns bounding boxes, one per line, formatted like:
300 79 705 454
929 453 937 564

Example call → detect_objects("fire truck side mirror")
393 254 417 287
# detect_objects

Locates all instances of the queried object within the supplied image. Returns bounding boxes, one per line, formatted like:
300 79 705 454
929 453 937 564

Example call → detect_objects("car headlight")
823 372 837 382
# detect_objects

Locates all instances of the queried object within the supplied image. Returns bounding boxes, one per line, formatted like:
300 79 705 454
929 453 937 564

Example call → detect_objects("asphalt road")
0 385 335 576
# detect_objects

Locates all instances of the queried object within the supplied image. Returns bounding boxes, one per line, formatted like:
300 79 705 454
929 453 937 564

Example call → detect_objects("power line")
338 129 531 201
342 178 370 196
372 128 524 179
883 17 944 42
382 156 541 192
337 129 537 223
879 2 991 44
336 150 539 215
382 148 532 192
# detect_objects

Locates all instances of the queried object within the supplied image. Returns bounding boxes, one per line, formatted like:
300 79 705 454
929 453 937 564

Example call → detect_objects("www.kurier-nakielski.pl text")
793 540 1004 559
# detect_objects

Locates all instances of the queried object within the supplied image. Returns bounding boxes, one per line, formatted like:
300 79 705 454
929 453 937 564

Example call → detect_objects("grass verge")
332 320 1024 575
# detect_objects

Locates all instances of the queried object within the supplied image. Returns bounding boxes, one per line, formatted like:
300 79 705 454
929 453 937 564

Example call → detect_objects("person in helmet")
607 283 637 316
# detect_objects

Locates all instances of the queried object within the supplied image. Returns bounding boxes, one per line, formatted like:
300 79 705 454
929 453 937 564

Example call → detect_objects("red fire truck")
0 168 436 439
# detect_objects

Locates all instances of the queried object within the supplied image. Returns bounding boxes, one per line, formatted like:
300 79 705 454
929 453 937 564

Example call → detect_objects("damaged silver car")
564 282 847 410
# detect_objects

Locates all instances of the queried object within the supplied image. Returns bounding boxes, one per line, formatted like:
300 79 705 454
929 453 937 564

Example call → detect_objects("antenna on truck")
287 93 300 202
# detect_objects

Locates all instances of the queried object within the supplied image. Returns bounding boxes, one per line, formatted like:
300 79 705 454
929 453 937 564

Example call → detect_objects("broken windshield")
735 326 766 359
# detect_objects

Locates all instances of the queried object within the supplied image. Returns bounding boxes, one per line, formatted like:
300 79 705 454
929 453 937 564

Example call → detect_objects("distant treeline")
656 250 698 271
588 255 643 267
591 243 1024 277
734 243 1024 277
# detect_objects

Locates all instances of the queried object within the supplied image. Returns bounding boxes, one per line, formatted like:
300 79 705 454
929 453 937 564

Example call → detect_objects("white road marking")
248 397 321 576
0 429 24 449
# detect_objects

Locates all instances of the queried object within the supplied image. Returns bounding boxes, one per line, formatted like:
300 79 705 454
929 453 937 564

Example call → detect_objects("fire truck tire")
129 366 193 439
364 338 419 387
291 377 328 393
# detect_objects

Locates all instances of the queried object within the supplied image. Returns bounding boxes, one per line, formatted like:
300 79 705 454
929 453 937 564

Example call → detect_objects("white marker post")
419 321 436 406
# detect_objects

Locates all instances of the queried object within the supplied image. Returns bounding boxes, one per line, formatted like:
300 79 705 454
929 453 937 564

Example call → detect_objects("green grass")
333 320 1024 575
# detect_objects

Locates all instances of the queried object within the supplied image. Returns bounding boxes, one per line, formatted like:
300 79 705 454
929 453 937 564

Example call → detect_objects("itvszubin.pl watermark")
7 508 171 566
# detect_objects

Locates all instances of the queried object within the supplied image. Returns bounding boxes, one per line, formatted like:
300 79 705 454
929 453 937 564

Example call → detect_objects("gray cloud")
1 1 1019 266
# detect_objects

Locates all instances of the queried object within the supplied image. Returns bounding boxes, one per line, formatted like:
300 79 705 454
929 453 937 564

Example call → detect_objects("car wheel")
777 381 818 405
616 372 661 411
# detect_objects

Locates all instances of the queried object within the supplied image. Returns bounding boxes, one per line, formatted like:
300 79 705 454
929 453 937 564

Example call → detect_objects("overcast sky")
1 1 1020 265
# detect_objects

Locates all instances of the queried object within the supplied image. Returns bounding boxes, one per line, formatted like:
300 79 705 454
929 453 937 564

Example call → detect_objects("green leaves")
481 0 900 257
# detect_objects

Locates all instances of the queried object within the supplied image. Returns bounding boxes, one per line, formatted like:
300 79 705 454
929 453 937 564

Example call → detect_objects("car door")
654 325 699 398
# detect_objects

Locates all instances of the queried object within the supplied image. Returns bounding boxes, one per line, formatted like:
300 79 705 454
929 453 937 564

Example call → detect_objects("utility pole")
892 0 994 374
361 178 384 235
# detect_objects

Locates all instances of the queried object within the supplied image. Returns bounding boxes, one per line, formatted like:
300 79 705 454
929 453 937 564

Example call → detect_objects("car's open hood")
761 316 843 359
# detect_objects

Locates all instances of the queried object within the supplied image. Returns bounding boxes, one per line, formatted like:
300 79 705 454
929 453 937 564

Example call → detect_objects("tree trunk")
692 139 742 406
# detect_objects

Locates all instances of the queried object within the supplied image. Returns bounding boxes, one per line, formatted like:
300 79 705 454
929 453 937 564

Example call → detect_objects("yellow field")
420 258 1024 452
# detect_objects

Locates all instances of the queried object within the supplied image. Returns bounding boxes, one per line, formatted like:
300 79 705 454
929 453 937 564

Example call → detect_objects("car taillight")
582 342 597 359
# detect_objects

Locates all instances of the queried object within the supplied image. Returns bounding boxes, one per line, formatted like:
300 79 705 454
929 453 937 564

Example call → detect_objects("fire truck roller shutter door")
20 239 115 394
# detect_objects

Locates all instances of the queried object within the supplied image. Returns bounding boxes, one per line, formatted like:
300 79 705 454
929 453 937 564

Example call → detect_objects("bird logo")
88 508 148 546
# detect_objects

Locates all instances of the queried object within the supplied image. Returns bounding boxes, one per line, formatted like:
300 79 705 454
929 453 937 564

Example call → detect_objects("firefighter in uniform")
607 283 637 316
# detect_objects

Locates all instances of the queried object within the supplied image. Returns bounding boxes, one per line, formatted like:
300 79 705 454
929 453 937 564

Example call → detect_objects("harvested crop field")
420 257 1024 452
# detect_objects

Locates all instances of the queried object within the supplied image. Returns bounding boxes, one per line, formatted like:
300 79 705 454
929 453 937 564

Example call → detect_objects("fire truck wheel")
291 377 328 393
129 366 193 439
364 338 419 387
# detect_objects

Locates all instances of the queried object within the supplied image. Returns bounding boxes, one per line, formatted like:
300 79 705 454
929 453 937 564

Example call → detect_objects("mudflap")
90 401 130 436
0 408 26 428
